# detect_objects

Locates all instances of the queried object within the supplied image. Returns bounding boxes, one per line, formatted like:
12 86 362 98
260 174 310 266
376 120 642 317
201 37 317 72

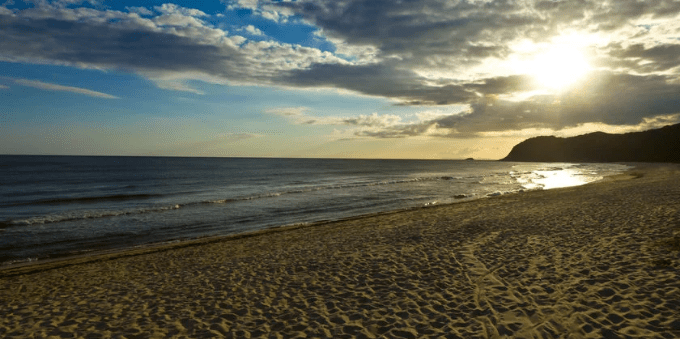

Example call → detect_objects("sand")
1 165 679 339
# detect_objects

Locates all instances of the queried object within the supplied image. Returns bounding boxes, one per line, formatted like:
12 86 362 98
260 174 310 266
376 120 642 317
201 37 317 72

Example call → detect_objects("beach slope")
2 166 679 338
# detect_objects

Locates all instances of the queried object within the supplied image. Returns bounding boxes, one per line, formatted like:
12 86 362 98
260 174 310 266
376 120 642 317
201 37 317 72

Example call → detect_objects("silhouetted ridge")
502 123 680 163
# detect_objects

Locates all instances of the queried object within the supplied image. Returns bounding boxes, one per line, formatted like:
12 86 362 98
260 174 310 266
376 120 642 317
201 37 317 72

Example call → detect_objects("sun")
529 46 591 91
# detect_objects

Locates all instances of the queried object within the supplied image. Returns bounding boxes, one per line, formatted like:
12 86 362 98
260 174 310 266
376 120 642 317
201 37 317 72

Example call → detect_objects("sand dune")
2 165 679 338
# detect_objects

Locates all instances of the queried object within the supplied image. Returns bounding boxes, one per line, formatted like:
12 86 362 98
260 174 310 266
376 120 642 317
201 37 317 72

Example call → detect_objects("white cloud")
480 113 680 139
0 2 349 93
320 33 381 65
415 107 471 122
13 78 119 98
150 79 205 95
266 107 310 116
333 113 402 128
226 0 258 10
124 6 153 16
153 13 206 28
225 0 294 23
152 4 210 28
244 25 264 36
0 5 13 15
268 108 403 128
154 4 207 17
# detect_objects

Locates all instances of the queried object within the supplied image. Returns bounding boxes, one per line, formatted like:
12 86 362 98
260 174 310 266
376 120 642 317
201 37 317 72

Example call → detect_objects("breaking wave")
0 174 479 228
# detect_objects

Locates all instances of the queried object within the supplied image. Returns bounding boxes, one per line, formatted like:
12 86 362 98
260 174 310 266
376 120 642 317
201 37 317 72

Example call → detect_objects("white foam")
6 204 185 226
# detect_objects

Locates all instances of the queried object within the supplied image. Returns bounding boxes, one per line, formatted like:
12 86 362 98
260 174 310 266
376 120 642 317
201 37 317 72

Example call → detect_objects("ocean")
0 155 630 265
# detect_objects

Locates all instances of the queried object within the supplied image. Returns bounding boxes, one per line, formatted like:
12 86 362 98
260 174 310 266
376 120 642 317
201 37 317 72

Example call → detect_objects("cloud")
266 107 465 139
225 0 258 10
608 43 680 73
266 107 310 116
268 107 402 126
303 113 403 128
269 71 680 139
269 0 680 134
13 78 119 98
244 25 264 36
224 0 295 23
270 1 680 79
152 3 209 28
280 63 475 105
329 71 680 139
124 6 153 16
0 14 235 72
334 113 402 128
0 3 347 93
154 4 207 18
2 0 680 137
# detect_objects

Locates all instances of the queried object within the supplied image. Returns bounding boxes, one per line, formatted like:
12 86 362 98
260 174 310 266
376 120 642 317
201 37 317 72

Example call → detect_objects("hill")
502 123 680 163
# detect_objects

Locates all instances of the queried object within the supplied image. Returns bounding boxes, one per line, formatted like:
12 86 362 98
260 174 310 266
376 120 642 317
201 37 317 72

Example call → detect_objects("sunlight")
532 169 592 189
529 46 591 91
509 35 595 93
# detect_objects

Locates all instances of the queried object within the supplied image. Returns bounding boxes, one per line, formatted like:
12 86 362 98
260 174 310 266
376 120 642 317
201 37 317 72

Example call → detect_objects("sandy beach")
1 165 679 339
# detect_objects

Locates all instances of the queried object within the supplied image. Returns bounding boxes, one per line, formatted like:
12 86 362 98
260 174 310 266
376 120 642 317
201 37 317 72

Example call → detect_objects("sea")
0 155 630 265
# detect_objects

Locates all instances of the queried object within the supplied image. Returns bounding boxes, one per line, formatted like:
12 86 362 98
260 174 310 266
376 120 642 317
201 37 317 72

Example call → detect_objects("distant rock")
502 123 680 163
465 158 475 161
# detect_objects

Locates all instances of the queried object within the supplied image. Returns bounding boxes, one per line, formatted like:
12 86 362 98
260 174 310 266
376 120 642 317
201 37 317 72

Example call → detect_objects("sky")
1 0 679 159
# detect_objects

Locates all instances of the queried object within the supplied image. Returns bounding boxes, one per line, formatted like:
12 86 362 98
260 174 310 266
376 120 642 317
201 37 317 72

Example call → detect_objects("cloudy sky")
1 0 679 159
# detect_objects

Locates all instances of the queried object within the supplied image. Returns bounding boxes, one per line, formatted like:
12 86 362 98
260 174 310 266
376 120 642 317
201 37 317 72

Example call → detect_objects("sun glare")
529 46 591 91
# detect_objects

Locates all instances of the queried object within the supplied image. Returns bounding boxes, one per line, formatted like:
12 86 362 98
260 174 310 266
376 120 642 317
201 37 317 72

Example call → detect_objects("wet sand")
1 165 679 338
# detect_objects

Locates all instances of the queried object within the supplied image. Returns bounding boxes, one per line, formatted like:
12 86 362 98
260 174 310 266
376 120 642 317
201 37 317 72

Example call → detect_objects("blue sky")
1 0 680 158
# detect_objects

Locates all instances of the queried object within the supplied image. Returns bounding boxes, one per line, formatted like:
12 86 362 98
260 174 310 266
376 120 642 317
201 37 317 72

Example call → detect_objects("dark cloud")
0 14 247 75
608 43 680 72
350 71 680 138
274 0 538 61
556 72 680 126
268 0 680 135
271 0 680 71
0 6 347 90
467 75 537 95
282 65 539 106
589 0 680 30
281 62 475 105
1 0 680 137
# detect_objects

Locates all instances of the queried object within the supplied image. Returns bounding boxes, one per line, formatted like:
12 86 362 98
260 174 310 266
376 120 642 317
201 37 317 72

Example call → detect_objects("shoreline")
0 163 641 275
2 164 679 338
0 163 664 275
0 161 630 268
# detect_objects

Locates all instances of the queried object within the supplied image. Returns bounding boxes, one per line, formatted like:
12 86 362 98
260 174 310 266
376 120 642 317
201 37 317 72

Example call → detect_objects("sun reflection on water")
532 169 596 190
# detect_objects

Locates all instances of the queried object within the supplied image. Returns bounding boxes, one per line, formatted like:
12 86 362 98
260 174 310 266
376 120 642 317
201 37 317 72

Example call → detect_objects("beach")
1 165 679 338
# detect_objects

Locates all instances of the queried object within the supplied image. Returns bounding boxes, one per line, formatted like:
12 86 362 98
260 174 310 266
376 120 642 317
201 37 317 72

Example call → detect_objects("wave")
0 204 182 229
206 175 475 205
0 174 500 228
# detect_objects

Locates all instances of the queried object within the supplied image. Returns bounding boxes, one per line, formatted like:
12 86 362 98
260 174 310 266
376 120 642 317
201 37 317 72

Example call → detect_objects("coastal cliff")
502 123 680 163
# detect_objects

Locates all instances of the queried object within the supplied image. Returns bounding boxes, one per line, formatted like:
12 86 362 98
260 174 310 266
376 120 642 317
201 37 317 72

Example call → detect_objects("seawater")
0 155 630 265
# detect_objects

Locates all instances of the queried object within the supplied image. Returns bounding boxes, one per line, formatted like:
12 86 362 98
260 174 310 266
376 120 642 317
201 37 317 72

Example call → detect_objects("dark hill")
502 123 680 163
